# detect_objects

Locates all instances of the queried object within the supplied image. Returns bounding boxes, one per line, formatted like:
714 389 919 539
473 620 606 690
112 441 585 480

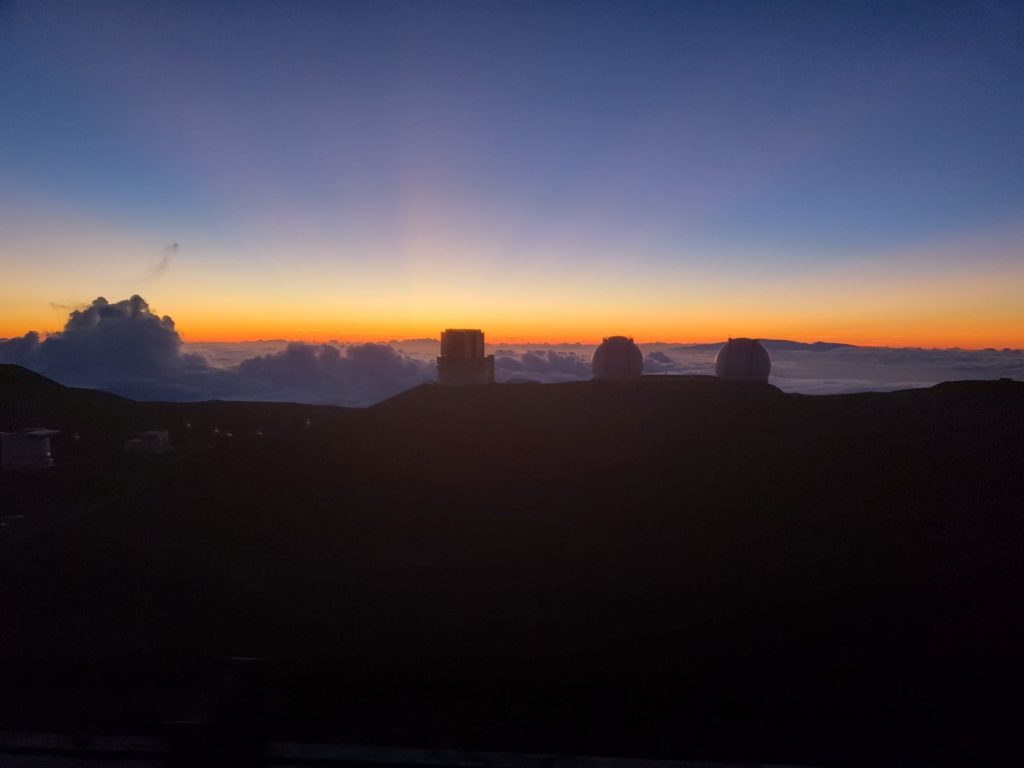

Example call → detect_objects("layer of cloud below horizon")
1 297 1022 406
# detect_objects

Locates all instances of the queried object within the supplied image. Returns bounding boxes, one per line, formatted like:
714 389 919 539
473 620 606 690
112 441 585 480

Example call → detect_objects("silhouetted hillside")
0 363 359 437
0 363 143 432
2 368 1023 766
665 339 855 352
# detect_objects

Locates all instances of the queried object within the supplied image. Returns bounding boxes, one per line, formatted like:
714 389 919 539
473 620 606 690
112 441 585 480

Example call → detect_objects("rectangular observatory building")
1 428 59 471
437 329 495 386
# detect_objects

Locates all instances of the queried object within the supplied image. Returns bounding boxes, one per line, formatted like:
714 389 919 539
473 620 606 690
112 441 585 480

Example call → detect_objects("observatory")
592 336 644 380
437 329 495 386
715 338 771 383
1 428 59 471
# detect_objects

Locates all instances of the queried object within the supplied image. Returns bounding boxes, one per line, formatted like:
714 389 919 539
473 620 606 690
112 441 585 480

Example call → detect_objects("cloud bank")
2 297 1022 404
494 350 591 382
644 342 1024 393
0 296 433 406
233 341 432 405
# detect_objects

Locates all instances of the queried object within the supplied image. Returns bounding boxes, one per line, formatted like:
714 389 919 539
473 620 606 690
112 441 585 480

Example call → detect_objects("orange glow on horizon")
2 226 1022 351
3 306 1022 351
156 316 1024 351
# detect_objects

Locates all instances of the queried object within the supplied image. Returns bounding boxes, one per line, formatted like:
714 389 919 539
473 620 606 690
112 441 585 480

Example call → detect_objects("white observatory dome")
592 336 644 380
715 338 771 383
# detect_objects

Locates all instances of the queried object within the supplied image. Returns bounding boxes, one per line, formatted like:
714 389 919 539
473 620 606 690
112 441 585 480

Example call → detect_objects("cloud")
0 331 41 365
640 347 715 376
49 302 88 313
234 342 433 406
643 350 679 374
640 344 1024 393
142 242 177 283
494 350 591 382
1 296 207 384
0 296 433 406
767 345 1024 393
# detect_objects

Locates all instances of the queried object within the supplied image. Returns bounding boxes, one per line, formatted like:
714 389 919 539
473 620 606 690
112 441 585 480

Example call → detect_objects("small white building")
125 430 172 454
1 428 59 471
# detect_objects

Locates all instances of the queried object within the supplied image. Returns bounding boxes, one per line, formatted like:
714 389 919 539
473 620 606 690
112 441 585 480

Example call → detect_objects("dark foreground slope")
2 370 1023 766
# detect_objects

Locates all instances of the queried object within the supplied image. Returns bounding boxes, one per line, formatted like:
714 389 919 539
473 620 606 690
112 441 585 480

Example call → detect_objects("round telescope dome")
715 338 771 383
592 336 644 380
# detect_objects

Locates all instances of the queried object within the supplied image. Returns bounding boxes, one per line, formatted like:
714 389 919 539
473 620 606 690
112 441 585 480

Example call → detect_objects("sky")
2 0 1023 347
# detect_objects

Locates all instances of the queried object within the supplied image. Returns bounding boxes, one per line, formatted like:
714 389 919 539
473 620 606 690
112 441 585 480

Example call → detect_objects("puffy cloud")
0 331 41 365
0 297 432 406
234 342 433 405
639 346 715 376
1 296 209 386
494 350 591 382
643 350 679 374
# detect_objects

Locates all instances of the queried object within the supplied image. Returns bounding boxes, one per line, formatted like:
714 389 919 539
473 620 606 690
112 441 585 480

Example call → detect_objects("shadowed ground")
2 366 1022 766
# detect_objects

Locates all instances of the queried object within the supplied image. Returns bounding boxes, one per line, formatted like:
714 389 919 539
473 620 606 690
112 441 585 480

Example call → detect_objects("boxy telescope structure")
437 329 495 386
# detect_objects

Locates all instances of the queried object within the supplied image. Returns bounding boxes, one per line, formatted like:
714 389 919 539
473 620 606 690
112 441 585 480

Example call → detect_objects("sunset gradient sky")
2 0 1023 347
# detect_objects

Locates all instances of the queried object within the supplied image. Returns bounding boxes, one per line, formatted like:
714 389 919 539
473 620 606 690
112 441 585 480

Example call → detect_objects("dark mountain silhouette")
759 339 856 351
0 363 144 431
2 366 1023 766
665 339 855 352
0 363 357 436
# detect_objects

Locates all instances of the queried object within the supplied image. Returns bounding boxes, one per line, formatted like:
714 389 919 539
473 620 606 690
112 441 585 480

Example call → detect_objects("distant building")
437 329 495 386
125 430 172 454
592 336 644 380
715 338 771 383
1 428 59 471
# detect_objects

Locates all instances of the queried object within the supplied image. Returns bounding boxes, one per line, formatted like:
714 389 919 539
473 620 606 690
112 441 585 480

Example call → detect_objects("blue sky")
2 0 1022 345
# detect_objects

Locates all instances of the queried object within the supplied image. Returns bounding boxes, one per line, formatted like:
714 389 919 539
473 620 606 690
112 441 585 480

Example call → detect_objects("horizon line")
175 337 1024 353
